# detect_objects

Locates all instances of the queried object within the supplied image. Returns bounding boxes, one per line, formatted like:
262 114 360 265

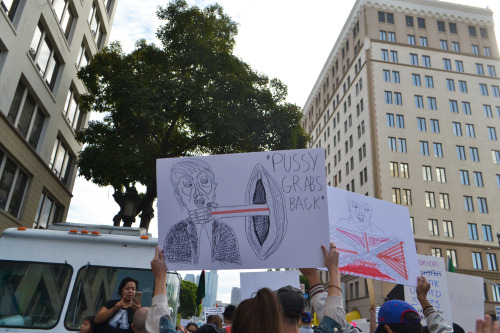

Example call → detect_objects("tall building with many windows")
0 0 117 230
302 0 500 316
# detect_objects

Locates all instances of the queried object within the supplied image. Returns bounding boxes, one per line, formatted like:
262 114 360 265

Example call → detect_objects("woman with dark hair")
231 288 283 333
95 277 141 333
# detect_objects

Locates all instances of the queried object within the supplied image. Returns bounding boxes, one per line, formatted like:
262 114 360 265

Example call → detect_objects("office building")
0 0 117 230
302 0 500 315
231 287 241 305
184 273 196 284
202 270 219 307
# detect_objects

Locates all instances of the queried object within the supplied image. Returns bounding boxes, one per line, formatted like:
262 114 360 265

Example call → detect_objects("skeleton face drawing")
176 170 216 212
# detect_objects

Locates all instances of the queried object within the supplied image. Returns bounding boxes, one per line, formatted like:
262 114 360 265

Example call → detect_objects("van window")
0 260 72 329
64 266 180 330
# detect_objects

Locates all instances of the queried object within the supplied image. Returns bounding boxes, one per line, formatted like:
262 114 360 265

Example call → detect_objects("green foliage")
178 280 198 319
299 274 309 292
76 0 309 228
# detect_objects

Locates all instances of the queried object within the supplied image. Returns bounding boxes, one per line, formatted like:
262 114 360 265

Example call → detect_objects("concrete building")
184 273 196 284
302 0 500 316
231 286 241 305
0 0 117 230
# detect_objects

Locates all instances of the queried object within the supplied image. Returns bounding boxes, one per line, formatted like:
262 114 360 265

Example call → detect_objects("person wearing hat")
374 275 453 333
276 285 306 333
300 312 313 333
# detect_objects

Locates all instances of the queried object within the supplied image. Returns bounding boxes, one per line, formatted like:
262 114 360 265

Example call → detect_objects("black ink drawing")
332 196 384 235
162 160 287 265
163 159 242 265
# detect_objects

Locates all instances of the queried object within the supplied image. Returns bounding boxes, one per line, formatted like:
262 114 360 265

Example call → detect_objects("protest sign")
157 149 330 270
204 306 225 321
447 272 484 333
404 255 452 326
240 270 300 301
328 187 419 286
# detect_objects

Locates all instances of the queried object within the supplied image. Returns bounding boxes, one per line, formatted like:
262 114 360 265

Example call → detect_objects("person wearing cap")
276 285 306 333
300 312 313 333
374 275 452 333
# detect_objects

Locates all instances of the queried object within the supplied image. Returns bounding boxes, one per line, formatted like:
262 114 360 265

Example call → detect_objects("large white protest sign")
204 306 225 322
404 255 452 326
328 187 419 286
240 270 300 301
157 149 330 270
447 272 483 333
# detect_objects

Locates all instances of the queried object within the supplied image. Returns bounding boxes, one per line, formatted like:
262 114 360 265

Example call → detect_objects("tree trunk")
139 183 157 231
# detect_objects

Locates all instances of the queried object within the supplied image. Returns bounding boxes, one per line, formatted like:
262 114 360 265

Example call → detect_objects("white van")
0 223 181 332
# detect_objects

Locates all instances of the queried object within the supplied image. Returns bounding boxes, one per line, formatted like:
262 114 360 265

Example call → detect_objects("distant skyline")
67 0 500 302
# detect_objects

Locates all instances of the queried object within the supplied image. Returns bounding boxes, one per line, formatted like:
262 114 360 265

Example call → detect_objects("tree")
178 280 198 319
77 0 309 230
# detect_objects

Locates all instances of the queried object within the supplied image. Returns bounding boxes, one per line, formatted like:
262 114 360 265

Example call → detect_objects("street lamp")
122 187 139 227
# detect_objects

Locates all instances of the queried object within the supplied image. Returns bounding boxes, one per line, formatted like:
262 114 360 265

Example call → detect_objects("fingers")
483 316 493 333
476 318 484 333
321 245 328 258
154 246 160 260
493 321 500 333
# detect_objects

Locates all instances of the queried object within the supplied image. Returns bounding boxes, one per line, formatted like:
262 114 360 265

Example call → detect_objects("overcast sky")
67 0 500 303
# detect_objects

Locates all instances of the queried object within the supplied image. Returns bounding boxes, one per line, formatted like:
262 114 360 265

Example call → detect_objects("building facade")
202 270 219 307
302 0 500 316
0 0 117 230
231 286 241 305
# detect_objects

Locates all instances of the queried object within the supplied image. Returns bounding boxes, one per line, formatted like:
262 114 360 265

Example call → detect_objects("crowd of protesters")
80 244 500 333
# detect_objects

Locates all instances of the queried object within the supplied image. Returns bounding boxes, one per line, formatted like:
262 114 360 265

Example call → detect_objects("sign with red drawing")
327 186 419 286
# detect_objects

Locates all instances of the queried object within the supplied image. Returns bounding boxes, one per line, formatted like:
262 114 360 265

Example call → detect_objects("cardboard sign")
328 187 419 286
157 149 330 270
447 272 484 333
240 270 300 301
204 306 225 321
404 255 453 326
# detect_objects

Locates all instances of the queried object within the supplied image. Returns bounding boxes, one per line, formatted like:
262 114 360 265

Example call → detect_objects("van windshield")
64 266 181 331
0 260 73 329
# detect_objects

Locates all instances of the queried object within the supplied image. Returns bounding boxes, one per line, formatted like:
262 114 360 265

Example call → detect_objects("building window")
456 146 466 160
446 79 455 91
29 23 61 90
420 141 429 156
478 197 488 213
428 219 439 236
473 171 483 187
412 74 421 86
0 150 29 218
76 42 90 70
440 40 448 50
466 124 476 138
422 166 432 181
417 117 426 132
380 30 387 41
390 162 399 177
458 81 468 93
470 147 479 162
385 91 393 104
469 26 477 37
493 286 500 302
388 32 395 42
443 58 452 70
406 16 414 27
415 95 424 108
488 65 496 77
425 191 436 208
443 221 453 237
388 137 397 151
460 170 470 185
472 45 479 55
392 188 401 204
63 87 83 132
455 60 464 72
383 69 391 82
51 0 75 39
430 119 439 133
488 127 497 141
472 252 483 270
453 122 462 136
398 138 407 153
449 100 458 113
408 35 416 45
418 17 426 29
480 28 488 38
410 54 419 66
493 86 500 97
88 2 105 49
487 253 498 271
476 63 484 75
386 113 395 127
436 167 446 182
468 223 479 240
449 23 457 34
49 137 74 186
396 114 404 128
34 191 63 228
425 76 434 88
447 250 457 267
1 0 20 22
392 71 400 83
431 248 442 257
437 21 445 32
462 102 471 115
400 163 409 178
484 105 493 118
452 42 460 52
420 37 428 47
422 56 431 67
7 81 45 149
440 193 450 210
402 189 412 205
483 225 493 242
382 49 389 61
464 196 474 212
484 47 491 56
493 150 500 164
390 51 398 63
480 84 489 96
